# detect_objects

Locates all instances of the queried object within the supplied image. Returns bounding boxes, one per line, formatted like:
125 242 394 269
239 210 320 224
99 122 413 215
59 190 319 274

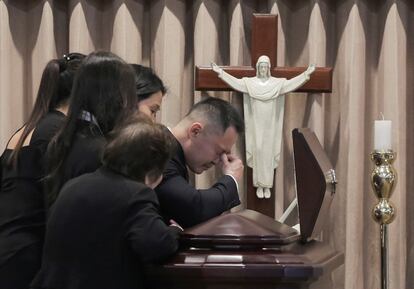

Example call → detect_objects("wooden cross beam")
195 14 333 219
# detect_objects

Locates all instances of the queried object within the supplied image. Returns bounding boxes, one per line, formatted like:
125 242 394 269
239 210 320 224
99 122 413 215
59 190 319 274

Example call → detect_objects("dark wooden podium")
146 128 343 289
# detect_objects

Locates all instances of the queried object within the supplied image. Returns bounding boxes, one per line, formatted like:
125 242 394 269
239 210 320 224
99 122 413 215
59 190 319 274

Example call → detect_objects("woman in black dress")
0 53 85 289
32 114 182 289
45 51 139 205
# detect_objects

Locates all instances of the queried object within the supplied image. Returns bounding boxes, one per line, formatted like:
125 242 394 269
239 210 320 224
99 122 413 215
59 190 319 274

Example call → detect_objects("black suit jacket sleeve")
155 143 241 228
125 187 180 263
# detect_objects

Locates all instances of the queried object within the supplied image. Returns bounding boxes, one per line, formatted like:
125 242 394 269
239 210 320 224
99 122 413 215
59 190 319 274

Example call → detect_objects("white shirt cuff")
225 174 239 193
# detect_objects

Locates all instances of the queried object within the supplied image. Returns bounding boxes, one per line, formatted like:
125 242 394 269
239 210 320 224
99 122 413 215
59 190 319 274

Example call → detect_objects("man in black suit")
155 97 245 228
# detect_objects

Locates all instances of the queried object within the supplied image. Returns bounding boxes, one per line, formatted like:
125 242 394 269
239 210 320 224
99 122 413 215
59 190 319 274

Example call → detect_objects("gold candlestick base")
370 150 397 289
372 199 395 225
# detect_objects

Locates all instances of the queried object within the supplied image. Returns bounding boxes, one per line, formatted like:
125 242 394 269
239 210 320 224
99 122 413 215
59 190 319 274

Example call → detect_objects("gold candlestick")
370 150 397 289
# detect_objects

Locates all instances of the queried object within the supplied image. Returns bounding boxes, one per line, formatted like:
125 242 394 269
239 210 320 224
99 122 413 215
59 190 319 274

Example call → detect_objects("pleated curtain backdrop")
0 1 413 288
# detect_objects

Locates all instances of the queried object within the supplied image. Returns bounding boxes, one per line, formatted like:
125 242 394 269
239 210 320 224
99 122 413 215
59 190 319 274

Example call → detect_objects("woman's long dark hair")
131 64 166 101
8 53 85 166
45 51 138 203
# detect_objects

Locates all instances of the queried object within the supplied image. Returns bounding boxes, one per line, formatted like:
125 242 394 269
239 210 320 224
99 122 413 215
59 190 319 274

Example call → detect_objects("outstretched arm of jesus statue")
279 64 316 95
211 62 249 93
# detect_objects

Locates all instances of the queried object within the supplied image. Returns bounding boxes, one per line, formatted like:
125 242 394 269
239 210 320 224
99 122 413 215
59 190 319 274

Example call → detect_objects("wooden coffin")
145 128 343 289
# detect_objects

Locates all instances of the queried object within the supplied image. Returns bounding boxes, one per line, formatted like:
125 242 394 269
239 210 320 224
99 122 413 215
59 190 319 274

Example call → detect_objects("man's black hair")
187 97 244 134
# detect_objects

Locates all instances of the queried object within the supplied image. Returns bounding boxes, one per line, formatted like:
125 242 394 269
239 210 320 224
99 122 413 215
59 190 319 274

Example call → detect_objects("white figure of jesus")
212 55 315 199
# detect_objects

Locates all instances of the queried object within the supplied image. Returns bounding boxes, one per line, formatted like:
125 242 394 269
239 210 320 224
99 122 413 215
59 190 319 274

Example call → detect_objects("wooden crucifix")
195 14 333 219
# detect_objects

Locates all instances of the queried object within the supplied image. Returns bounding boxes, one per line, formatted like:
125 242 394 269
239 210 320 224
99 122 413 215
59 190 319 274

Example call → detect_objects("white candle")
374 120 392 151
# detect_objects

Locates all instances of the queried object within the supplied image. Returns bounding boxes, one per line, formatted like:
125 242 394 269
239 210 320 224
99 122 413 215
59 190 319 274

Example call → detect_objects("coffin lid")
180 209 300 249
292 128 336 242
181 128 336 248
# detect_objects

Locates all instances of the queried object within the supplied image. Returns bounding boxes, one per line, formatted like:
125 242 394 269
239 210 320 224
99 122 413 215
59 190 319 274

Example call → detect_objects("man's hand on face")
219 153 244 182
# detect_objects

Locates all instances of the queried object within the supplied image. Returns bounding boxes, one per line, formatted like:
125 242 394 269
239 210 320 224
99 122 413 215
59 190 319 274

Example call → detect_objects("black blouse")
0 111 66 266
